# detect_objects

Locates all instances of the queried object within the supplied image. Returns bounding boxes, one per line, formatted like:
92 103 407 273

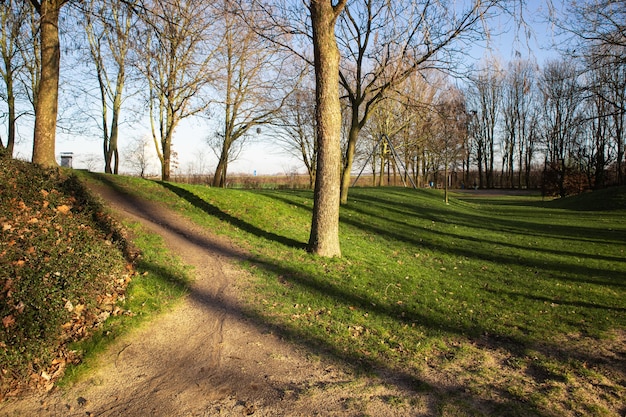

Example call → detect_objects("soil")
0 181 425 417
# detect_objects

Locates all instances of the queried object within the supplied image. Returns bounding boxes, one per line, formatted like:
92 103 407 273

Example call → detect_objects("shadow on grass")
263 190 626 290
158 182 307 251
86 176 559 416
85 178 624 416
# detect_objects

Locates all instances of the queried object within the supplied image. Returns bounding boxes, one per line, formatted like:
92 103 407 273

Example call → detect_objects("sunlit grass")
79 172 626 416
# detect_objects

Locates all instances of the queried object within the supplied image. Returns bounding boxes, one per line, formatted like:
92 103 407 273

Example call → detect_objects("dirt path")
1 181 421 417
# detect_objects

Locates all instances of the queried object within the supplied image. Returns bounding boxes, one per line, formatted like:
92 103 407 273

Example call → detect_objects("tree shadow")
84 179 623 416
158 182 307 250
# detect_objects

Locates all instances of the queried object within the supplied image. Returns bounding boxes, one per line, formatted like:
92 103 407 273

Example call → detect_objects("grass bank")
81 173 625 417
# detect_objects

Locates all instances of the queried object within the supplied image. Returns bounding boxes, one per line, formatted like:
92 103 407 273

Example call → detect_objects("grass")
78 173 625 416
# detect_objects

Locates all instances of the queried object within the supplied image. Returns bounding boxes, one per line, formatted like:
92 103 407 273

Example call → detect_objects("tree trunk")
307 0 346 258
161 132 172 181
339 112 359 203
6 79 15 157
32 0 61 167
213 153 229 187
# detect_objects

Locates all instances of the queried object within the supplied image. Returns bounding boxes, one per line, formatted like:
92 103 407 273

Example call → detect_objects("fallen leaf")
2 315 15 328
56 205 72 214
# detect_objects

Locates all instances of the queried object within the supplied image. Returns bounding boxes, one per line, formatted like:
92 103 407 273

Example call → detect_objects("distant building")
60 152 73 168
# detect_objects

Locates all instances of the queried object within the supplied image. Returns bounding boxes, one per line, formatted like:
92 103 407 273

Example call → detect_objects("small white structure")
60 152 73 168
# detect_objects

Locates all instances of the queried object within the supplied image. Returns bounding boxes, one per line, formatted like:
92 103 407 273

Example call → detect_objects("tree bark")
339 113 360 203
31 0 62 167
307 0 346 257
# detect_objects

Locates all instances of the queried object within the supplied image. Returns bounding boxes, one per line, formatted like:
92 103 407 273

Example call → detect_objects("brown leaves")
2 315 15 328
55 205 72 215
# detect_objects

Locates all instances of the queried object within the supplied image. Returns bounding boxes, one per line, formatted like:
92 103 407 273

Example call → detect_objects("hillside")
0 159 132 398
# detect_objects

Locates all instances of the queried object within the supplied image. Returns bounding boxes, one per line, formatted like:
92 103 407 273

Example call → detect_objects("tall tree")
82 0 136 174
430 86 468 203
19 4 40 116
275 80 318 189
467 60 503 188
552 0 626 185
0 0 27 158
307 0 347 257
29 0 68 167
137 0 216 181
210 1 294 187
540 59 582 197
337 0 503 204
501 59 536 188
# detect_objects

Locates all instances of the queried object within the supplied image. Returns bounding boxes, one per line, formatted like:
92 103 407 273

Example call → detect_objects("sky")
7 0 565 177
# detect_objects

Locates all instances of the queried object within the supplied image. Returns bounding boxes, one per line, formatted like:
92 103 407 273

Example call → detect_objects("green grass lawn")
81 173 626 416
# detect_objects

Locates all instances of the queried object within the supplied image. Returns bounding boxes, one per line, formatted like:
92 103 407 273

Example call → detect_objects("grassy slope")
82 173 625 417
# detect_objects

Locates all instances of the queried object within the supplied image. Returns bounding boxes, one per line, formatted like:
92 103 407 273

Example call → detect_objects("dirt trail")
1 181 421 417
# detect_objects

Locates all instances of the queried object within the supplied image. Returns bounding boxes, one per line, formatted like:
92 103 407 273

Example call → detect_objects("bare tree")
18 5 40 115
430 86 468 203
501 59 537 188
82 0 136 174
275 79 318 189
553 0 626 64
467 59 504 188
210 1 295 187
395 71 440 188
136 0 216 181
0 0 29 158
336 0 505 204
539 59 583 197
124 135 154 178
553 0 626 184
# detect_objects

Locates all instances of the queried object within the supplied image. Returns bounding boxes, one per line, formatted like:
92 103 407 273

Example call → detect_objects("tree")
275 80 318 189
539 59 582 197
501 59 537 188
467 60 503 188
336 0 504 204
553 0 626 185
137 0 216 181
19 4 40 116
554 0 626 65
430 86 468 203
0 0 28 158
307 0 347 257
125 135 154 178
29 0 68 167
210 1 294 187
82 0 136 174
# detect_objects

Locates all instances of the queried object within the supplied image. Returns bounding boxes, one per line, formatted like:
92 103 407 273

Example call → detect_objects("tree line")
351 49 625 199
1 0 623 256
